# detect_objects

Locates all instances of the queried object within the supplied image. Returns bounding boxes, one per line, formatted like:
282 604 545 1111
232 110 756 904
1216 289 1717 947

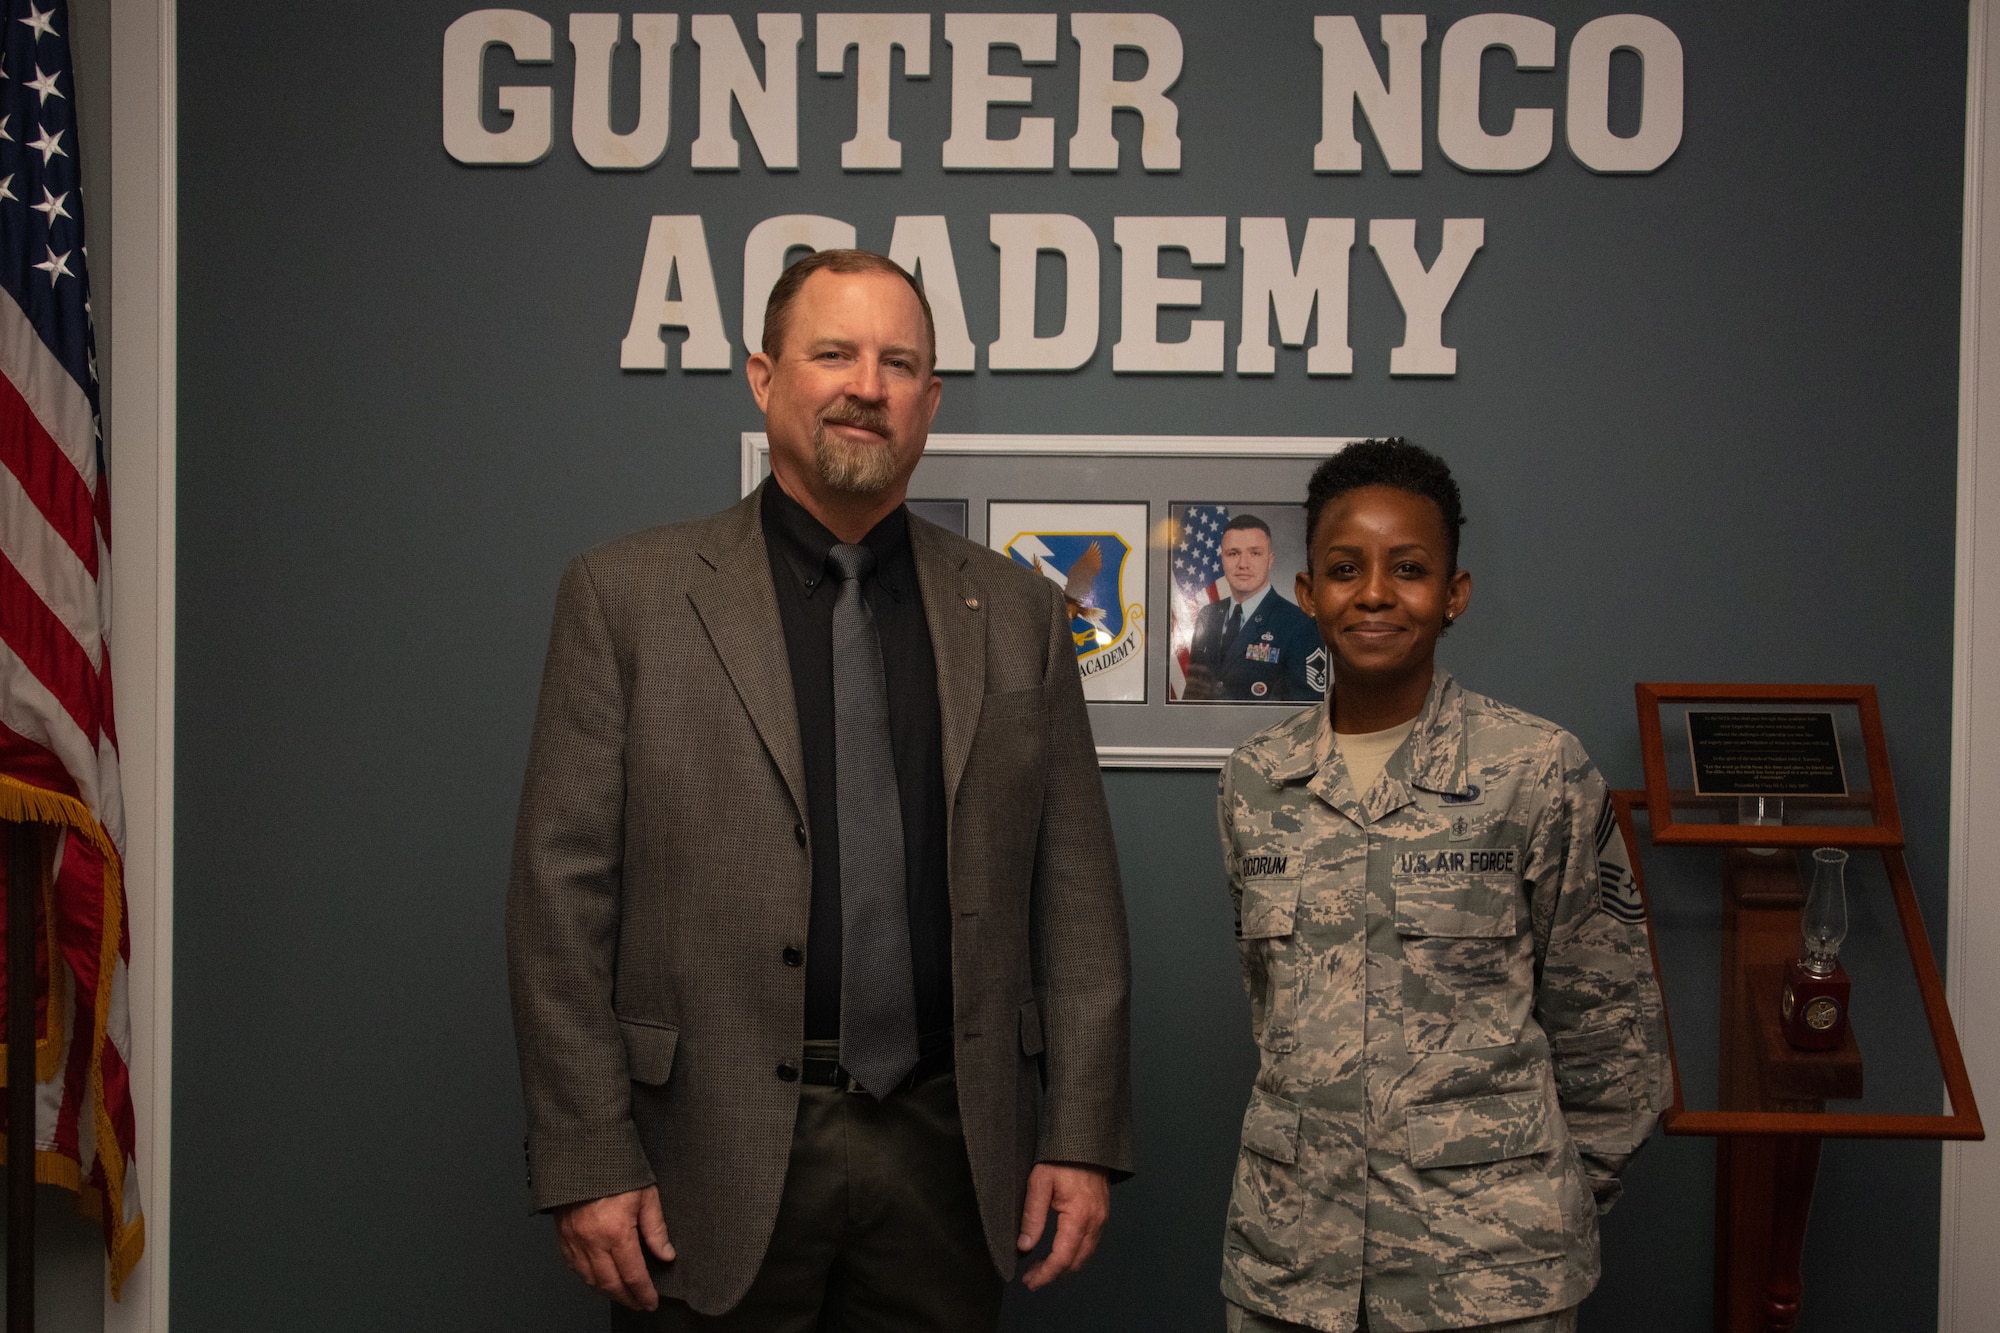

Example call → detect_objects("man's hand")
1016 1162 1110 1291
555 1185 675 1311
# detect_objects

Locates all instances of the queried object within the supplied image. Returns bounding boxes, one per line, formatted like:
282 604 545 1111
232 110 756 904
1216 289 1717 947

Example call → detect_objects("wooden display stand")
1623 682 1984 1333
1715 852 1860 1333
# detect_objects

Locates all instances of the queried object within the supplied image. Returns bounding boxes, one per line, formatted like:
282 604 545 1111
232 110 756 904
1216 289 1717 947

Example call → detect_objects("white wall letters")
442 9 554 165
436 10 1685 378
1314 11 1683 178
621 215 732 370
1237 217 1354 375
942 13 1059 170
691 12 802 170
817 13 932 171
1113 216 1225 373
570 13 678 170
989 213 1101 369
442 10 1685 179
1566 14 1684 173
1314 14 1426 174
1369 218 1485 375
1068 13 1184 172
621 212 1485 376
1436 13 1555 173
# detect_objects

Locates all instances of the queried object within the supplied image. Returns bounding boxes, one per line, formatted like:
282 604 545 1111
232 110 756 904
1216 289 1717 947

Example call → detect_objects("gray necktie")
827 543 918 1097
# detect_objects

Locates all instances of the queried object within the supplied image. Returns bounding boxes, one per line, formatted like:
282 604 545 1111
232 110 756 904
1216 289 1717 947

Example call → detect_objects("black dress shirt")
761 481 953 1041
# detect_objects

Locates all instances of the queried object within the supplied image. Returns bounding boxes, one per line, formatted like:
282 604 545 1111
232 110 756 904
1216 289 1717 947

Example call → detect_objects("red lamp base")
1780 957 1851 1051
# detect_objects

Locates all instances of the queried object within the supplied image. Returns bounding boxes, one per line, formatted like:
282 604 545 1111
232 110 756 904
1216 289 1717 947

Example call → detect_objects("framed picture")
989 501 1150 702
1166 501 1325 707
743 433 1355 766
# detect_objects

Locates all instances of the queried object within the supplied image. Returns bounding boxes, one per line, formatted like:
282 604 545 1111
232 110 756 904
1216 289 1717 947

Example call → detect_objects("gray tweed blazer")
506 485 1133 1314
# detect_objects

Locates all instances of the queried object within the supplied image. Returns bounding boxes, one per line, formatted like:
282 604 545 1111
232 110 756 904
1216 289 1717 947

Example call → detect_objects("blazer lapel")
910 517 986 810
686 489 809 821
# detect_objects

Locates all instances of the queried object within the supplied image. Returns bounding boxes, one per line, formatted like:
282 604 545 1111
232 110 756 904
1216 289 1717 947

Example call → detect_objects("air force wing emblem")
1004 531 1142 678
1305 646 1329 695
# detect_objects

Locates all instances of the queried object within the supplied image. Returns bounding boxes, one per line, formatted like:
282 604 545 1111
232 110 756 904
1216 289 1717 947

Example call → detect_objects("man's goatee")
812 406 899 494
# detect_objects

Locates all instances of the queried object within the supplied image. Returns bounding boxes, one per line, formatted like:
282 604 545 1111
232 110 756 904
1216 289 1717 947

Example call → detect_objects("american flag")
0 0 143 1295
1169 504 1229 697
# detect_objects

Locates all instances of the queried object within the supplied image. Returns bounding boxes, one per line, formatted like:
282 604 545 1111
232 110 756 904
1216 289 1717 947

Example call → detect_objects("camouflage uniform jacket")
1217 672 1669 1333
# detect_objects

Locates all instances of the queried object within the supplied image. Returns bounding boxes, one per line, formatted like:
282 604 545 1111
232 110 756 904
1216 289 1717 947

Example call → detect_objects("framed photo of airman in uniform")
1166 502 1325 705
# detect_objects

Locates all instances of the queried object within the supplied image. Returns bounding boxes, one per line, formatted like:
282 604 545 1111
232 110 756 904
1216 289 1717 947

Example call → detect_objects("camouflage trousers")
1225 1299 1578 1333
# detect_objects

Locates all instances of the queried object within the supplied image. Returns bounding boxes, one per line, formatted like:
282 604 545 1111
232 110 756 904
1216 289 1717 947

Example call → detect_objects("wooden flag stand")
6 819 35 1333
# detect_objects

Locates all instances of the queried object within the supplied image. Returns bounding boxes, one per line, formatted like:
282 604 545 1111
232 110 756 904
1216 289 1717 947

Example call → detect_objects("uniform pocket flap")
1551 1022 1629 1061
1551 1021 1632 1094
618 1018 680 1086
1241 1088 1302 1165
1405 1087 1558 1168
1019 999 1045 1057
1238 874 1303 940
1393 869 1520 938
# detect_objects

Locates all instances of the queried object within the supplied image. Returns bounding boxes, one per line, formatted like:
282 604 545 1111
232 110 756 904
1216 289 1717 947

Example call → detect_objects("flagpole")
6 820 34 1333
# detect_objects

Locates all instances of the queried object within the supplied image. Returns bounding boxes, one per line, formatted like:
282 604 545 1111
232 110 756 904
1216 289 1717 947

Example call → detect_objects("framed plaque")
1635 683 1903 848
1685 710 1847 797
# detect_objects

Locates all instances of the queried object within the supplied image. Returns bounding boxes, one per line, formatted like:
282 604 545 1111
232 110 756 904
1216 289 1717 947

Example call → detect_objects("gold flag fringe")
0 772 145 1298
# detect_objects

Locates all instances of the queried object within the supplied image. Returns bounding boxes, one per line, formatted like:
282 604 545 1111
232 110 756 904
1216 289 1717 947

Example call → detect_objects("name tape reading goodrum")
441 11 1685 377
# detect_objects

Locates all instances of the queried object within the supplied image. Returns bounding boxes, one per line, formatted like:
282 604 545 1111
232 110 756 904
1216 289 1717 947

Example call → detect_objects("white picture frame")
743 433 1355 767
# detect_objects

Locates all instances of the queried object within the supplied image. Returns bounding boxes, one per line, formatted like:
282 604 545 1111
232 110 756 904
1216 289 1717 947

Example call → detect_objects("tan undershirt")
1334 716 1418 794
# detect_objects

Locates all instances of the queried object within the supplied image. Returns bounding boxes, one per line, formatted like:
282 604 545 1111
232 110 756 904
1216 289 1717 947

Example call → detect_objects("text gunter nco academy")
441 10 1685 378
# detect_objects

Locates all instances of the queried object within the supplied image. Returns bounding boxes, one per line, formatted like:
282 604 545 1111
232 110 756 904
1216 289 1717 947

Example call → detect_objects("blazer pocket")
619 1017 680 1087
1019 998 1045 1057
981 686 1047 723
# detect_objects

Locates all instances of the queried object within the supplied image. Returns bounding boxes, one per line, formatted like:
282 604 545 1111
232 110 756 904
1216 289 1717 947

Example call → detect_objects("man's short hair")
1304 438 1467 572
762 249 938 372
1222 513 1272 541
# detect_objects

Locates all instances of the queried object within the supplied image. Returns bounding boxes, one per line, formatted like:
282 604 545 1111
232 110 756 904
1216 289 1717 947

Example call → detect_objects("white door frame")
1943 2 2000 1329
103 0 173 1328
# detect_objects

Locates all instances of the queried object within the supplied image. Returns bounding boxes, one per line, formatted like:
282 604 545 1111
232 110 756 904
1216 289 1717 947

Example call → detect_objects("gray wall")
174 3 1966 1329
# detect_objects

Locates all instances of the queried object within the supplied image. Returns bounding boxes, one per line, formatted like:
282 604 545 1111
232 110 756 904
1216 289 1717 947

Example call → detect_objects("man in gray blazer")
507 249 1133 1330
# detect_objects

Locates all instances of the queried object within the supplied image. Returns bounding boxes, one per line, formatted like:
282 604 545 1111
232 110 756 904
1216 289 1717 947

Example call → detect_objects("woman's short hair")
1304 438 1467 572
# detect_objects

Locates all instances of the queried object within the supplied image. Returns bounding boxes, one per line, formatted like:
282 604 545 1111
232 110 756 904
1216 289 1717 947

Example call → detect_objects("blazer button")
782 946 803 967
776 1062 799 1082
794 822 807 846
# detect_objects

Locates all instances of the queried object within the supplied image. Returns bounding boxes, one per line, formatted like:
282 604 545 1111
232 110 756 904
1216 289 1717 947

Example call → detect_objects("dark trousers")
615 1043 1003 1333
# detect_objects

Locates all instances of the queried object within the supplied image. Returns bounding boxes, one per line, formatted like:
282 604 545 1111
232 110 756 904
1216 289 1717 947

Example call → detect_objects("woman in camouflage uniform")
1217 441 1670 1333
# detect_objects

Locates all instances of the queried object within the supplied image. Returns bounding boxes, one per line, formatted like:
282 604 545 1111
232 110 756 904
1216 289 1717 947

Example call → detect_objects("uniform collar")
1242 669 1472 823
1399 669 1471 797
1225 583 1273 621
